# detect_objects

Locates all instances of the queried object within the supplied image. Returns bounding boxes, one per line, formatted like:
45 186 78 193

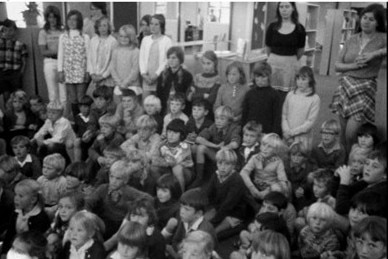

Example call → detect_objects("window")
6 1 44 28
208 2 230 24
155 3 167 15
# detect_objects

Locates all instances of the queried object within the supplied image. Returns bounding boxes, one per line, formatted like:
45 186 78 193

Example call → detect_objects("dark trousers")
0 70 22 105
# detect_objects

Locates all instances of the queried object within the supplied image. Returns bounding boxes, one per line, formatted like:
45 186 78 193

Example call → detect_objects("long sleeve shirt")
37 175 67 206
139 35 172 76
110 46 140 87
88 34 117 78
214 83 249 121
34 117 76 145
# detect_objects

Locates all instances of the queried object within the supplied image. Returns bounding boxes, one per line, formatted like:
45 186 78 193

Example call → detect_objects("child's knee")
196 144 207 154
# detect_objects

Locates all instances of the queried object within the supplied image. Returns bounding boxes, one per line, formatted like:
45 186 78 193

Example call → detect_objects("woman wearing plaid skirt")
331 3 386 153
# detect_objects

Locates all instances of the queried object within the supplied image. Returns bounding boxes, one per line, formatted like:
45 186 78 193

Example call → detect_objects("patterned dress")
62 33 88 84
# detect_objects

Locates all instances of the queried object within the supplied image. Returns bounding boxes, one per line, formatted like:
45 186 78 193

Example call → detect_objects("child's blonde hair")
348 148 367 165
15 179 45 209
69 211 105 242
215 149 238 165
225 61 246 85
214 105 234 122
307 202 336 224
119 24 138 47
46 100 64 112
118 221 147 256
6 90 28 112
251 230 290 259
136 115 158 132
110 160 130 182
179 230 214 259
99 113 119 129
127 149 147 168
321 119 340 135
261 133 289 158
43 153 66 174
143 95 162 113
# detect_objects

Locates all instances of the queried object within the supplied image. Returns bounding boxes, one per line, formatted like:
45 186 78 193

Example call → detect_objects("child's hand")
35 136 44 146
28 124 38 131
165 218 178 233
186 132 197 143
96 134 104 141
247 223 257 233
295 187 304 198
58 71 65 83
97 156 106 166
203 93 210 99
166 156 177 166
336 165 352 185
216 141 225 149
84 72 90 83
82 130 93 142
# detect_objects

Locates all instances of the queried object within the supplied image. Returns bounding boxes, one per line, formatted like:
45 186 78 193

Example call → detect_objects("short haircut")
243 121 262 135
367 149 387 169
15 179 45 209
166 119 186 140
29 95 44 104
79 95 94 106
251 230 290 259
289 141 308 157
94 16 112 36
152 14 166 34
43 153 66 173
119 24 138 47
263 191 288 211
70 211 105 240
179 230 214 258
143 95 162 113
295 66 316 96
311 169 334 194
99 113 119 129
121 88 137 98
136 115 158 132
350 191 385 217
59 191 85 211
192 98 210 111
353 216 387 245
215 149 238 165
65 10 83 31
15 230 47 259
11 135 31 150
65 162 88 182
225 61 246 85
214 105 233 122
0 155 20 174
110 160 130 182
255 212 290 244
127 197 158 226
252 61 272 78
93 85 113 100
357 122 379 146
156 174 182 201
47 100 64 111
127 149 147 168
118 221 147 255
307 202 336 224
169 93 186 105
180 188 208 213
321 119 340 135
261 133 288 158
167 46 185 64
2 18 17 30
103 144 126 159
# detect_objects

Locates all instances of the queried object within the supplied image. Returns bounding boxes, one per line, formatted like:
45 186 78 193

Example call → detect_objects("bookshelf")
319 9 358 75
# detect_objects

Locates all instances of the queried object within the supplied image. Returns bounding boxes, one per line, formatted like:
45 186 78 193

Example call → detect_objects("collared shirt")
183 216 204 233
15 205 42 234
78 113 90 123
243 142 260 160
216 170 234 184
69 239 94 259
16 154 32 167
34 117 76 145
0 38 28 71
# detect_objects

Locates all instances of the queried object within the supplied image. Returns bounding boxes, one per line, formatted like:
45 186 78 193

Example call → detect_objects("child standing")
240 133 289 201
282 66 320 151
152 119 193 191
162 93 189 137
311 119 346 170
1 179 50 255
58 10 90 118
242 61 281 135
185 98 213 145
236 121 262 172
156 46 193 116
214 61 249 123
0 19 28 103
11 135 42 179
143 95 163 134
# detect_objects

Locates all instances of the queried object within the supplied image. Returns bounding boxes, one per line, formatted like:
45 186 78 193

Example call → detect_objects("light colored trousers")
44 58 66 104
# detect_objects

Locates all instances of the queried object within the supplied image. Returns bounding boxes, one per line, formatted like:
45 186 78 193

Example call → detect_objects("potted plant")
22 2 40 26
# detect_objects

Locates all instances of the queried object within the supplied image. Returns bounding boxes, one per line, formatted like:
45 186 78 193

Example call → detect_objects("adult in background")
38 6 65 108
265 2 306 106
83 2 107 39
331 3 386 153
139 14 173 99
137 14 151 47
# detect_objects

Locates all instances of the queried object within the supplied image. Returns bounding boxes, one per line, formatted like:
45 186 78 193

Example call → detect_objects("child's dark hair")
93 85 113 100
169 92 186 106
121 88 137 98
167 46 185 64
2 18 17 30
225 61 246 85
65 10 83 31
350 191 385 217
65 161 88 182
94 16 111 36
59 191 85 211
357 122 379 147
180 189 208 213
243 121 262 136
43 5 62 31
255 212 291 244
295 66 316 96
79 95 94 107
0 155 20 175
152 14 166 34
103 144 126 159
311 168 334 194
156 174 182 201
118 221 147 256
192 98 210 111
29 95 44 104
289 141 308 157
353 216 387 245
127 197 158 226
14 230 47 259
11 135 31 150
252 61 272 85
263 191 288 211
166 119 187 140
367 149 387 170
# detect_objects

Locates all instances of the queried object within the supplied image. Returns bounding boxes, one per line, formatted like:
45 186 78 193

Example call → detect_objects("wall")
230 2 253 52
316 2 337 45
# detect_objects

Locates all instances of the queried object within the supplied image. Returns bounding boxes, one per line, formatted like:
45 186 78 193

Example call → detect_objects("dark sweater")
88 132 125 161
147 228 166 259
73 113 90 137
18 154 42 179
0 189 14 237
155 199 180 230
58 240 106 259
311 144 346 171
236 142 261 172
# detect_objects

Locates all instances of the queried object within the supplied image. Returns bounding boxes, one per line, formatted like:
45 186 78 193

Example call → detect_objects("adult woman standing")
331 3 386 153
265 2 306 104
83 2 107 39
137 14 152 47
139 14 173 98
38 6 65 106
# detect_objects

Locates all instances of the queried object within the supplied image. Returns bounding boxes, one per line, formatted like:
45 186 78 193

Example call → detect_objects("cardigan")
139 35 172 77
16 153 42 179
58 240 106 259
214 83 249 121
88 35 117 78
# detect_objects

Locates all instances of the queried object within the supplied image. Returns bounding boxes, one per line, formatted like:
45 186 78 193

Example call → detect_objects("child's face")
167 130 181 144
201 57 215 74
48 13 57 28
227 67 240 85
12 98 24 112
168 53 181 70
118 243 139 259
144 103 158 115
350 154 365 177
122 96 136 111
94 97 108 110
66 175 81 190
170 101 184 115
2 26 16 40
118 29 130 46
138 127 153 141
348 206 369 228
296 75 310 92
98 19 109 36
192 106 208 121
309 215 330 235
109 170 127 191
14 186 35 211
130 208 149 226
157 187 172 203
12 143 28 161
313 179 328 199
9 238 30 258
150 17 161 35
180 243 209 259
260 142 275 158
43 163 60 180
69 220 92 249
29 99 42 113
358 134 374 149
216 160 234 178
58 197 77 222
79 105 90 117
290 152 305 166
214 114 229 130
47 109 62 123
104 153 118 168
67 14 78 30
180 204 200 223
254 75 270 87
100 124 115 137
320 130 337 147
259 201 280 215
356 233 387 259
363 158 386 185
243 130 259 147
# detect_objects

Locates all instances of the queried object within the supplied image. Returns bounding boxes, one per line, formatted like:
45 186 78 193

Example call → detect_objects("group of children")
0 10 387 259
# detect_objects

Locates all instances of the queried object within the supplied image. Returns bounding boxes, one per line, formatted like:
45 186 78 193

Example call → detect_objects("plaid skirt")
330 76 377 122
